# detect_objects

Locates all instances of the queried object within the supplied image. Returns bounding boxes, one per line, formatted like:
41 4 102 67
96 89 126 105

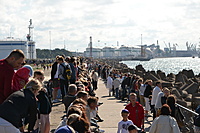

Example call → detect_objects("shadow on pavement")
101 95 110 98
52 102 63 107
107 97 116 100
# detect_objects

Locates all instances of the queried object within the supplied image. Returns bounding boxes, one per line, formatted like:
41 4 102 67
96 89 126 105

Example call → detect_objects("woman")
149 104 180 133
0 79 42 133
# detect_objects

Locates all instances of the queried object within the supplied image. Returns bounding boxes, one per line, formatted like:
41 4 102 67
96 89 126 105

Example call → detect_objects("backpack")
60 63 72 80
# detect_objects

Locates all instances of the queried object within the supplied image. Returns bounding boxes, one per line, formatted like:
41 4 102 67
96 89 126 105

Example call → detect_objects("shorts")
144 97 150 111
52 78 60 88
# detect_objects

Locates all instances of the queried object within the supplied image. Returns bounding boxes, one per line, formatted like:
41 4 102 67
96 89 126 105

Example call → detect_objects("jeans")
92 80 98 90
122 87 130 100
115 88 119 99
59 79 69 99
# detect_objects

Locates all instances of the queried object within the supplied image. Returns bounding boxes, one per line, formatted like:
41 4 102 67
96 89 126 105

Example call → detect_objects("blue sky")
0 0 200 52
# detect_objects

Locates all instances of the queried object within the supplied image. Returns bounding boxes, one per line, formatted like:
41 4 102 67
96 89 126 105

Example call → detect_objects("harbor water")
121 57 200 75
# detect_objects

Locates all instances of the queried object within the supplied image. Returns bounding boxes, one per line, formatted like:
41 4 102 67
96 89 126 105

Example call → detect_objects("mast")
89 36 92 58
27 19 34 59
27 19 34 41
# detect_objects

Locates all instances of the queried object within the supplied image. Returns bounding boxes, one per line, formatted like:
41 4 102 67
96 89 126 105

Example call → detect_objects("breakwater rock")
101 59 200 109
134 64 200 109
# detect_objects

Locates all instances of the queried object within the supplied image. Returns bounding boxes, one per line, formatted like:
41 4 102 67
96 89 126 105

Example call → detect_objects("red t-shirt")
0 59 15 104
125 102 144 128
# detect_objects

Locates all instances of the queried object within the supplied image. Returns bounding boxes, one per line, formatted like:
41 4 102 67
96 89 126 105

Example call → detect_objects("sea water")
121 57 200 75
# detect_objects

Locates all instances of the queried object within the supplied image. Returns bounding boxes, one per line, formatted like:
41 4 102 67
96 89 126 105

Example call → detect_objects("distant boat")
121 56 152 61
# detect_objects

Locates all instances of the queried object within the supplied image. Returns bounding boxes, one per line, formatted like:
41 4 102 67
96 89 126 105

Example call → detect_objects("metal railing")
176 103 199 116
175 103 199 133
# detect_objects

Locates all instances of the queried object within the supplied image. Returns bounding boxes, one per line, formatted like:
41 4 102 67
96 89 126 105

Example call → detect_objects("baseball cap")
121 109 129 113
23 65 33 77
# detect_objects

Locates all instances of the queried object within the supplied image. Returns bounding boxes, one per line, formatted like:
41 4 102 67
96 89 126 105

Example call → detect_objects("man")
0 49 25 104
58 56 69 99
91 70 98 90
121 74 131 101
143 79 153 117
69 57 76 84
51 56 60 103
151 81 162 119
63 84 77 112
125 93 144 131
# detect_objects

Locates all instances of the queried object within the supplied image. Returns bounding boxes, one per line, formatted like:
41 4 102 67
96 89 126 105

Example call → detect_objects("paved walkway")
43 69 153 132
95 79 153 132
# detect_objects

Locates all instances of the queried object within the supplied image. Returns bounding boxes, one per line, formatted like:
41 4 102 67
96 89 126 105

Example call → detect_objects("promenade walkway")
43 69 153 132
95 79 153 132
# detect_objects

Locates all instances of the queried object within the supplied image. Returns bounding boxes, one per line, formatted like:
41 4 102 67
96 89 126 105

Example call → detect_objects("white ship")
0 19 36 59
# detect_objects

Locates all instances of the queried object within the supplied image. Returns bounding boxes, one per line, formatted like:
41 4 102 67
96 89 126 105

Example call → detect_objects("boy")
125 93 144 131
86 97 98 124
117 109 134 133
33 70 52 133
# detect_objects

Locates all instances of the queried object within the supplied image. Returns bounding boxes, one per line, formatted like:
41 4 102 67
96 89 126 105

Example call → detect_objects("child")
117 109 134 133
86 97 98 124
33 70 52 133
12 65 33 92
86 97 105 132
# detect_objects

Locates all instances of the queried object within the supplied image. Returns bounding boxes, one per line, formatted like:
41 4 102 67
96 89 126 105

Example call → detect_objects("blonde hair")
24 79 42 91
163 87 170 92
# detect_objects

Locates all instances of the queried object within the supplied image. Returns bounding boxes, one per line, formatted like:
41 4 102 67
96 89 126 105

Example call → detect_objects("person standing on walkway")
0 49 25 104
69 57 77 84
125 93 144 131
33 71 52 133
137 78 146 106
143 79 153 117
149 104 180 133
151 81 162 119
58 56 69 100
91 70 98 90
51 56 61 103
113 76 121 99
117 109 134 133
106 74 113 96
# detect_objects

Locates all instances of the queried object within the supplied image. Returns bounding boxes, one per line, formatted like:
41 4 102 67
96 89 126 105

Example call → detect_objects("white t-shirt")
117 120 133 133
54 64 60 78
151 86 162 105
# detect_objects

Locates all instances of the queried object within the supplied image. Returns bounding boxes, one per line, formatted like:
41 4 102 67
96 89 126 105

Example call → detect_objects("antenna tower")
89 36 92 58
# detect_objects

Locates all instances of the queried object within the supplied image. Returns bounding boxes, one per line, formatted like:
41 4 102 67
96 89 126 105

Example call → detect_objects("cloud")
1 0 200 52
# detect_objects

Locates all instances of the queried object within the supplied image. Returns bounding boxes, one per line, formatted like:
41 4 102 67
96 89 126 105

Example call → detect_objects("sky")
0 0 200 52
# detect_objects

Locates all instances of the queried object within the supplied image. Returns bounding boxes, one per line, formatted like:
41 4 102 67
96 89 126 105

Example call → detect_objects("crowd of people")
0 49 200 133
87 58 200 133
0 49 106 133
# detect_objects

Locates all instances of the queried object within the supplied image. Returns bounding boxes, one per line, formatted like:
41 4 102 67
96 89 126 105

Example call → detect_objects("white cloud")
1 0 200 52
